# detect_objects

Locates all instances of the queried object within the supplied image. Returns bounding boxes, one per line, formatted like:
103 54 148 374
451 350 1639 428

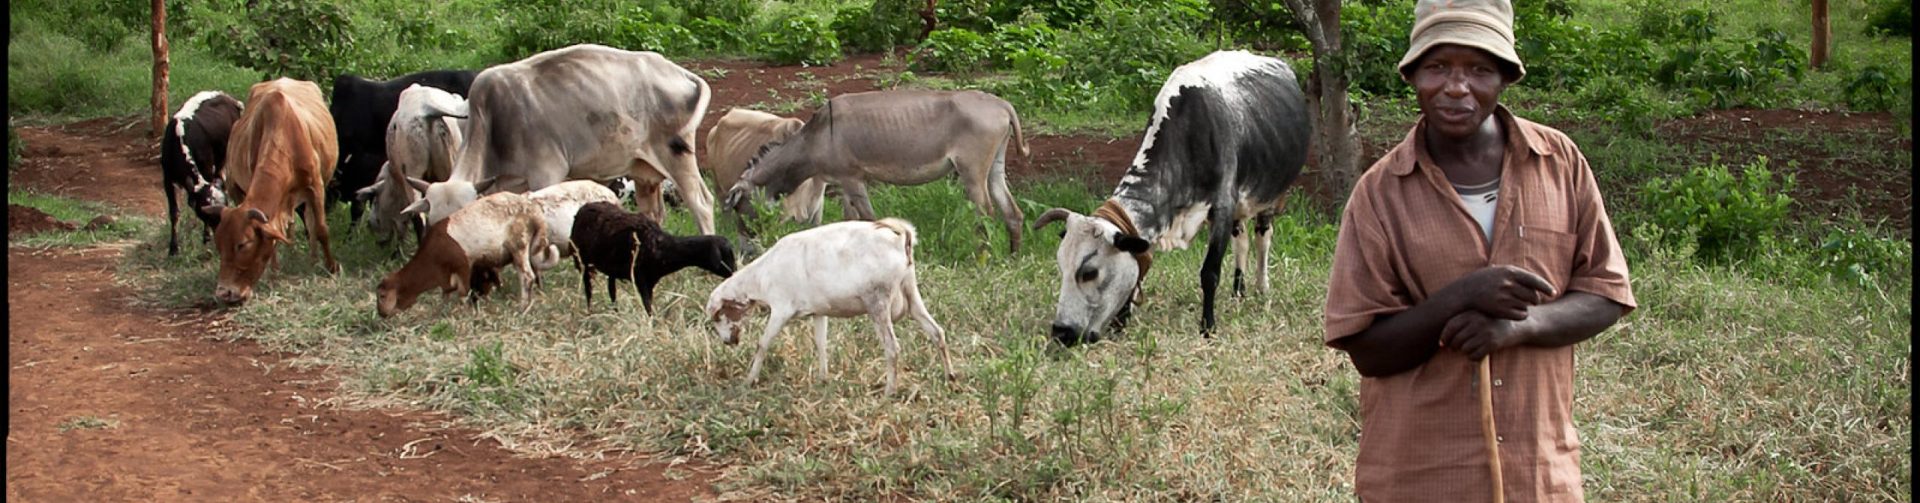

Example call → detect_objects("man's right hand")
1443 265 1556 320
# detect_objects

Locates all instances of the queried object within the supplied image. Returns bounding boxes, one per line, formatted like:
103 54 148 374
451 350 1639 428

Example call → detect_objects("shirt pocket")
1512 222 1577 293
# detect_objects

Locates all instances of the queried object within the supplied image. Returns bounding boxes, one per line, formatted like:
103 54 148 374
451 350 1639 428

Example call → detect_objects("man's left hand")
1439 309 1531 360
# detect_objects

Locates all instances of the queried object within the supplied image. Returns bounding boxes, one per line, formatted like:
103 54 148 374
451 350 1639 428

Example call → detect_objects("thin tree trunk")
1275 0 1363 197
151 0 169 139
1810 0 1830 69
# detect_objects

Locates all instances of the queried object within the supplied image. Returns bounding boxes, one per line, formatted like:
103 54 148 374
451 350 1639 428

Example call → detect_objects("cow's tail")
874 217 917 266
1008 104 1029 158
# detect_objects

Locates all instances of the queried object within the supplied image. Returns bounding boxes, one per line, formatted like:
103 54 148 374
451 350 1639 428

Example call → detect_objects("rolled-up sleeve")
1564 146 1636 313
1325 187 1413 346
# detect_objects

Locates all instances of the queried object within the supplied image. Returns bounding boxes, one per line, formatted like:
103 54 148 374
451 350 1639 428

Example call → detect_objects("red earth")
7 53 1908 501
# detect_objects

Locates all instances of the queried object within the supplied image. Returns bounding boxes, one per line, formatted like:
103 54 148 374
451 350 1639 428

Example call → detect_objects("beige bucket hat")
1396 0 1526 82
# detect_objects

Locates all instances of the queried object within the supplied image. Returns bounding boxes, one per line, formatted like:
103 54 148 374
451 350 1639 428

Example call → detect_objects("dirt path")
7 122 718 502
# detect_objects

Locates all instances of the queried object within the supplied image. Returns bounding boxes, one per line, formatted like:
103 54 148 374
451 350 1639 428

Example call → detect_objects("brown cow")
209 78 341 305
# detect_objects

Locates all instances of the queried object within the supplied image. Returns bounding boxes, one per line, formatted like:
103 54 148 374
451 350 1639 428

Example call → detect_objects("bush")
1640 156 1796 261
1572 73 1663 134
1866 0 1911 37
206 0 357 83
757 15 842 66
611 7 696 54
680 0 758 25
914 29 994 74
1843 65 1905 112
1653 27 1804 109
1050 0 1212 111
833 4 919 54
1341 2 1417 97
498 0 620 60
689 16 748 53
1814 225 1912 289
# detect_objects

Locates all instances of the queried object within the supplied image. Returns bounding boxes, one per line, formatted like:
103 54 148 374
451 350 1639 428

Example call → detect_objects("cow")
1032 50 1310 345
159 90 244 256
723 89 1030 254
328 69 478 225
705 108 830 225
413 44 716 235
210 78 342 305
355 84 468 246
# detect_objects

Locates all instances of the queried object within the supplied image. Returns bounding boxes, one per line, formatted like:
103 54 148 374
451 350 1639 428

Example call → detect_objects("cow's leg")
901 270 953 381
1253 210 1276 294
839 181 877 221
1198 205 1237 337
985 141 1025 254
746 309 797 387
866 296 903 395
811 315 831 380
1232 219 1248 298
952 158 997 256
666 160 716 235
302 188 341 274
163 181 181 256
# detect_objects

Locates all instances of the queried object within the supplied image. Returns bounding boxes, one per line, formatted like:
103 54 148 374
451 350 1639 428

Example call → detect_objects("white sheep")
704 218 953 394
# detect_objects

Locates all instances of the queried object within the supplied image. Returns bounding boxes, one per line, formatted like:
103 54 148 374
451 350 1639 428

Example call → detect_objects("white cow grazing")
417 44 715 234
704 218 953 395
705 108 829 224
360 84 468 244
526 180 620 261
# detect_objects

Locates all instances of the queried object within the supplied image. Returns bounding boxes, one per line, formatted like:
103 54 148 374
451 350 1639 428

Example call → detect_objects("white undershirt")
1453 177 1500 241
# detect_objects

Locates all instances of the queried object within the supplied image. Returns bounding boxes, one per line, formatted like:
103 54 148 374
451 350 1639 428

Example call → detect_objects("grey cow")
724 90 1030 254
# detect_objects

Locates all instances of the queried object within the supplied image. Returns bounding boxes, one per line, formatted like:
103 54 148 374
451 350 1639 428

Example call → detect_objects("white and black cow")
414 44 715 234
1033 50 1310 345
159 90 245 256
329 69 478 225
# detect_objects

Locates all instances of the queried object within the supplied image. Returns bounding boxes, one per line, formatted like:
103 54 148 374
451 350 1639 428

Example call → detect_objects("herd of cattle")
158 44 1309 392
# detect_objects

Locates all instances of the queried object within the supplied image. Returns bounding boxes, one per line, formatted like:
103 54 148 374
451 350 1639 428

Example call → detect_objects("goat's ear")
473 176 499 194
1033 208 1074 230
1112 234 1150 254
400 199 430 218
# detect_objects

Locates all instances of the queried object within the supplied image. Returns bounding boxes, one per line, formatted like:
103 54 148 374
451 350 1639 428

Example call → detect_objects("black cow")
159 90 245 256
328 69 478 225
1033 50 1311 345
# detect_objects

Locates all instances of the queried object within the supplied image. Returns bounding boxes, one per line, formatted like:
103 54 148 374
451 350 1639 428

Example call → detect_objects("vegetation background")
8 0 1911 500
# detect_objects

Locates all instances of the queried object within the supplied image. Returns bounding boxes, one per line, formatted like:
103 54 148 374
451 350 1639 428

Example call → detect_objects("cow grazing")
1033 51 1310 345
376 192 558 317
415 44 717 235
724 90 1029 254
705 108 829 224
357 84 469 245
704 218 952 395
210 78 342 305
159 90 244 256
571 201 736 313
328 69 478 224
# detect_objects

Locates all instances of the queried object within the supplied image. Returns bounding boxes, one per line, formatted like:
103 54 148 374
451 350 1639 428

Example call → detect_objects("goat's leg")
867 297 902 395
638 278 657 316
746 309 796 387
811 315 831 380
901 271 952 381
1254 209 1276 294
580 262 594 309
1232 219 1248 298
514 247 535 315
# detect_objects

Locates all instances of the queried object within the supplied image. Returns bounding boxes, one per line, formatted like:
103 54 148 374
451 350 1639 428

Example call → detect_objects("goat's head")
1034 207 1151 347
705 296 754 345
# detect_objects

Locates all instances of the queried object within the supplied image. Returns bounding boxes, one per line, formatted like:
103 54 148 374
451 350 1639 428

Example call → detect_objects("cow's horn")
1033 208 1074 230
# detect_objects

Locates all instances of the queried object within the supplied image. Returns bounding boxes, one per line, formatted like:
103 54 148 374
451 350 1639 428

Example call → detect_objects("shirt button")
1496 436 1505 443
1493 379 1504 387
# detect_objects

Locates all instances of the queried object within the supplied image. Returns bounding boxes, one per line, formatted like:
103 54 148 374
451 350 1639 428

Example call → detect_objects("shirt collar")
1387 105 1553 177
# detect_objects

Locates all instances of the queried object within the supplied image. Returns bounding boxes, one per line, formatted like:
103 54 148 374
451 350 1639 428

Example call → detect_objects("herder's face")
1412 44 1512 141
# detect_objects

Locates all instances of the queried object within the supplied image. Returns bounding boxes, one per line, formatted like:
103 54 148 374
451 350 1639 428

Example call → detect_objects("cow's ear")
400 199 430 218
1112 234 1150 254
473 176 499 194
354 183 381 201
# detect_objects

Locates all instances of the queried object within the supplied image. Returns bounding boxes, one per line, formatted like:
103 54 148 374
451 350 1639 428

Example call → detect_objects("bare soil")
10 204 74 235
1655 108 1912 230
7 123 719 501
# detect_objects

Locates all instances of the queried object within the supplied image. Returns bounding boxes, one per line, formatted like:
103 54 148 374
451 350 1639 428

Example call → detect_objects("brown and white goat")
376 192 558 317
703 218 952 395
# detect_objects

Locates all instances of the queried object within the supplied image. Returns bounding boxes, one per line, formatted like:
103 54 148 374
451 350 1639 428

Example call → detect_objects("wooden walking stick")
1479 356 1505 503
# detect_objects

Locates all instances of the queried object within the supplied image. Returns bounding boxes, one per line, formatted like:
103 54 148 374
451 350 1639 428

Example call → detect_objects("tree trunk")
151 0 169 139
1274 0 1363 198
1810 0 1830 69
920 0 938 42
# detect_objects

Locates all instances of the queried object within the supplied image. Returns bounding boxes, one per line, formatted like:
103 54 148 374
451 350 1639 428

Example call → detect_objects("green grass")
56 416 121 432
112 172 1909 500
7 189 152 248
7 17 260 124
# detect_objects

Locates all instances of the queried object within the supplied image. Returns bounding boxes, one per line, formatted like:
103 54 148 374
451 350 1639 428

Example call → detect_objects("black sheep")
571 202 737 313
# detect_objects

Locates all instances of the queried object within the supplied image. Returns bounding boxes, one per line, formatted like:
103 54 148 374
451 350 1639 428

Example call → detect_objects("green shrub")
497 0 620 60
934 0 998 33
689 16 748 53
758 15 842 66
991 22 1059 65
1339 2 1416 97
987 0 1098 26
1814 225 1912 289
611 7 696 54
9 0 155 52
1572 72 1663 134
680 0 758 25
1635 2 1718 44
205 0 358 83
1866 0 1911 37
1640 156 1796 261
1051 0 1211 111
914 28 994 74
833 4 919 54
1843 65 1905 112
1653 27 1804 109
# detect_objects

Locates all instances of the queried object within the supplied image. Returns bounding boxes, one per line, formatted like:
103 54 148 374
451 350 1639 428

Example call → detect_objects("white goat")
704 218 953 395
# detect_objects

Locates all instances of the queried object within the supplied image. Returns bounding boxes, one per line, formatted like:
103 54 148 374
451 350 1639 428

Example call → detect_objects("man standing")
1323 0 1636 501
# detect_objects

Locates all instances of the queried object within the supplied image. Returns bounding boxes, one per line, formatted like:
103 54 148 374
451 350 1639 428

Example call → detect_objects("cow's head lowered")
724 133 816 220
1034 206 1152 347
212 208 289 305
